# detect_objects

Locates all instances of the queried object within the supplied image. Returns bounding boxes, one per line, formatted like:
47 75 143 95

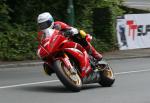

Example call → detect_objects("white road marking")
0 62 43 68
0 80 59 89
115 69 150 75
0 69 150 89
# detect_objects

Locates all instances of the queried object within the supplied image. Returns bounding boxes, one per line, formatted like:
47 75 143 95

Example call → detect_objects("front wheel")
53 60 82 92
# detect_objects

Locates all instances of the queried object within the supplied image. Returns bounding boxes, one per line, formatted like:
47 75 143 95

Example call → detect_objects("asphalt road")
124 0 150 10
0 58 150 103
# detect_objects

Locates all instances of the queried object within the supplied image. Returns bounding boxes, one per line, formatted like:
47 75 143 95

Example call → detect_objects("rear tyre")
98 63 115 87
54 60 82 92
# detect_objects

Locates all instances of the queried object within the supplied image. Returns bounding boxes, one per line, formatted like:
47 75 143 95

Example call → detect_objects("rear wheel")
98 61 115 87
54 60 82 92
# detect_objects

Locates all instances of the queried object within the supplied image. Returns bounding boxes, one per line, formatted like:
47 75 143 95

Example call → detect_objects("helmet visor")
38 20 52 30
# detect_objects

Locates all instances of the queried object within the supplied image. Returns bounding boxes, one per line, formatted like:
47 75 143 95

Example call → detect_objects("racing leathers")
53 21 102 61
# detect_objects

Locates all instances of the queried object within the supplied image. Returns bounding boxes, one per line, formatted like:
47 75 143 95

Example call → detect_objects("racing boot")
78 30 102 61
84 43 103 72
84 43 103 61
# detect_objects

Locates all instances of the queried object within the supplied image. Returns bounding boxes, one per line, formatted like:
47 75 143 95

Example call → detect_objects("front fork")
57 53 79 75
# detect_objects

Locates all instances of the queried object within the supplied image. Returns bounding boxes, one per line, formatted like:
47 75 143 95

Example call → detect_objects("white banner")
117 13 150 50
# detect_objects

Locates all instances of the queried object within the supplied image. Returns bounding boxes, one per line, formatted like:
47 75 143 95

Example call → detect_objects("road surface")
0 58 150 103
124 0 150 10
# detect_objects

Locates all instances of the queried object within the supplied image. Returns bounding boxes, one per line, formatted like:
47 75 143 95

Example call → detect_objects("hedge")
92 4 124 52
0 27 38 60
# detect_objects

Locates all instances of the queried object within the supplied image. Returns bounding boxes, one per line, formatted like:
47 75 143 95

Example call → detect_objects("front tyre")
54 60 82 92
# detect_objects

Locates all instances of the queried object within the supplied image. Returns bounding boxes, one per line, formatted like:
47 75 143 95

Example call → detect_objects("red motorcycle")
37 28 115 92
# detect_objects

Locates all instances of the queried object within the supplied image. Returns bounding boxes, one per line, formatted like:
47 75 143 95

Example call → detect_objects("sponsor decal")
126 20 150 40
117 14 150 50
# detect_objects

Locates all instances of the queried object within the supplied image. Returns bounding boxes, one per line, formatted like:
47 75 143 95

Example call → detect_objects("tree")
0 0 11 31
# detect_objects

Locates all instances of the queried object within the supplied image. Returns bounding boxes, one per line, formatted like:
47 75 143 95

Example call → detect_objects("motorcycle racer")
37 12 102 75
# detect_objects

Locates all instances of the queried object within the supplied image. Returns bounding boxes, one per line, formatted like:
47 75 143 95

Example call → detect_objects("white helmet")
37 12 54 30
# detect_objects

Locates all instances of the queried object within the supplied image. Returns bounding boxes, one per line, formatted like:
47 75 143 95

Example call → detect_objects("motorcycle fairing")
37 30 66 58
37 29 93 78
61 41 93 77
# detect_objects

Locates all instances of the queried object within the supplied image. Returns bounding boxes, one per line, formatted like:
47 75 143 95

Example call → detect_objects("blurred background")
0 0 148 61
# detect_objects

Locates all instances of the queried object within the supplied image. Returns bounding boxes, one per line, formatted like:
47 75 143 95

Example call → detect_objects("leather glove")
79 30 87 38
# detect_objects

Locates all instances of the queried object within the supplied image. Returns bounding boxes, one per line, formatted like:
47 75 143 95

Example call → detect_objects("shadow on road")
16 85 73 93
82 84 102 90
15 84 104 93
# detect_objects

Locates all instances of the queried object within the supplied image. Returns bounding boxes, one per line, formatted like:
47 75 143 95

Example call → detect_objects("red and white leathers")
38 21 102 61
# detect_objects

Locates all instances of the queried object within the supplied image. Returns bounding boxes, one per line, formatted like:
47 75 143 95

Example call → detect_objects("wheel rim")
97 64 114 79
61 63 82 86
103 67 114 79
